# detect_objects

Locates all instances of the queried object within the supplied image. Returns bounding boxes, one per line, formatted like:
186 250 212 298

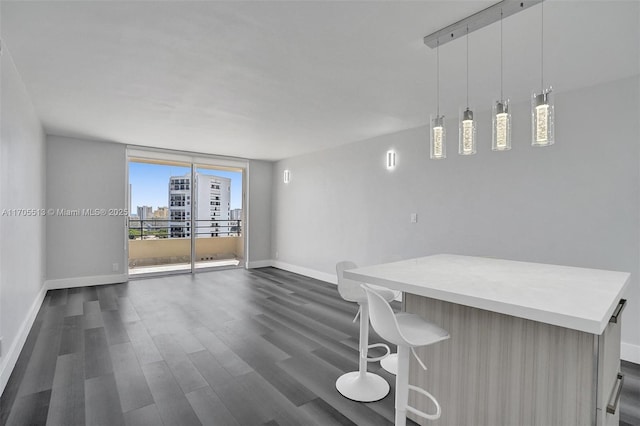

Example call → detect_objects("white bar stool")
380 353 398 375
335 261 396 402
362 284 450 426
380 292 402 375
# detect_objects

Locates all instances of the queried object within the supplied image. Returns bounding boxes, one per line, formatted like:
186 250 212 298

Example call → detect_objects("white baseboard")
247 260 273 269
45 273 127 290
0 283 47 396
270 260 337 285
1 273 128 395
621 341 640 364
1 273 127 395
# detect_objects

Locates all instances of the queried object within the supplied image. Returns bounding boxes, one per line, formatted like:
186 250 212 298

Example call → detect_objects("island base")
405 294 622 426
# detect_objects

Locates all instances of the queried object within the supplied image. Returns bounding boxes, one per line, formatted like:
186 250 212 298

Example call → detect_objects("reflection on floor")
129 259 241 275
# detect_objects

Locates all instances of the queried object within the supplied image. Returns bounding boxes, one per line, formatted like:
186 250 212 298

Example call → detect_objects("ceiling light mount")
423 0 543 49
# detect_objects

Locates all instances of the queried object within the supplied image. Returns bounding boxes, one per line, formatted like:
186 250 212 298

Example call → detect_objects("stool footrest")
406 384 441 420
362 343 390 362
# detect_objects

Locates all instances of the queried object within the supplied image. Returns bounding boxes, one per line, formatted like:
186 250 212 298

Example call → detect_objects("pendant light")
430 40 446 159
459 26 476 155
532 1 554 147
492 9 511 151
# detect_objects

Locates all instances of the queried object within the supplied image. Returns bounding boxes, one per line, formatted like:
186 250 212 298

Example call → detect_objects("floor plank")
59 315 84 356
298 398 357 426
84 327 113 379
140 360 202 426
123 403 163 426
82 300 104 330
5 389 51 426
0 318 42 425
84 374 124 426
102 310 131 346
185 386 240 426
46 353 85 426
109 342 154 413
152 334 209 394
16 318 62 397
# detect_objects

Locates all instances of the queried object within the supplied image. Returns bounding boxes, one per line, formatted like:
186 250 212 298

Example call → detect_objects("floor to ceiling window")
127 148 246 276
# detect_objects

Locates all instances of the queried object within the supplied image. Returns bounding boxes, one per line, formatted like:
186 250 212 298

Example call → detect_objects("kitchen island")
345 254 629 426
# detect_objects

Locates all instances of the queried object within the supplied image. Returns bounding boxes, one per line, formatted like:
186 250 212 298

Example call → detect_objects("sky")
129 161 243 211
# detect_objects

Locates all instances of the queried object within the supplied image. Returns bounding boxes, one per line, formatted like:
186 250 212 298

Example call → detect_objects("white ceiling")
2 1 638 161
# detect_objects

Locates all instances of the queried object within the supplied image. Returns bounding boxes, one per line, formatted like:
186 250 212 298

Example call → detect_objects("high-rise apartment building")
153 207 169 218
137 205 153 220
168 173 231 238
168 174 191 238
230 208 242 220
230 208 243 236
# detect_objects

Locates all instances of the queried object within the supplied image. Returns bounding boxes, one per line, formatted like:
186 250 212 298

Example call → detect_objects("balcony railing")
128 218 242 240
128 218 244 270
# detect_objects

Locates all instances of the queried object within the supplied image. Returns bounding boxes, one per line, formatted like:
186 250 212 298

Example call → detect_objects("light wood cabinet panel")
405 295 624 426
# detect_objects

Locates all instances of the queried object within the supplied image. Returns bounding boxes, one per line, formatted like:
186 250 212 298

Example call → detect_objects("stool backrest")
362 284 406 346
336 261 365 303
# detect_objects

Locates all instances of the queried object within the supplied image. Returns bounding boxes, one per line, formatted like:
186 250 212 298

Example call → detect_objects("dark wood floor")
0 267 638 426
622 360 640 426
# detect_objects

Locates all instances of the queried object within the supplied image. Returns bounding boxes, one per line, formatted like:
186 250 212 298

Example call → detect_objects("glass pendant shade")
430 115 446 159
531 87 554 146
492 100 512 151
458 108 476 155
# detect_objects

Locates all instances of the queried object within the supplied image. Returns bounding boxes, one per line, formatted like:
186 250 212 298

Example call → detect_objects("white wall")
271 76 640 362
46 140 274 277
247 160 273 267
46 135 127 287
0 47 47 393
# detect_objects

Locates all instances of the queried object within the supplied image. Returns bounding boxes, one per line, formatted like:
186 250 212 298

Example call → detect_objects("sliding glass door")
127 149 246 277
193 164 244 270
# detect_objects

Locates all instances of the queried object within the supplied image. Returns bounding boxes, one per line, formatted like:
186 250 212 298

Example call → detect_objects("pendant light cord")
500 9 503 100
466 26 469 107
541 0 544 91
436 39 440 116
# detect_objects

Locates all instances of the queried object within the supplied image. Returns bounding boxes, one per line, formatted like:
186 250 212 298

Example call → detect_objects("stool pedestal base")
336 371 390 402
381 353 398 375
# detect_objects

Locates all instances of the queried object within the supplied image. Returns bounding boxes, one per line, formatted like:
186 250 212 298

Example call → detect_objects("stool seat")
338 286 396 305
345 285 397 305
370 285 397 302
395 313 449 347
378 314 448 375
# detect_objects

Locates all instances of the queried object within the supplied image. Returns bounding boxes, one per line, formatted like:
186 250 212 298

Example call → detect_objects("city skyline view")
129 162 243 212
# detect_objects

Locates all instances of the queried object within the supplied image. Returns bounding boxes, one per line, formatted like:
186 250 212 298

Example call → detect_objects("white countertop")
344 254 630 335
